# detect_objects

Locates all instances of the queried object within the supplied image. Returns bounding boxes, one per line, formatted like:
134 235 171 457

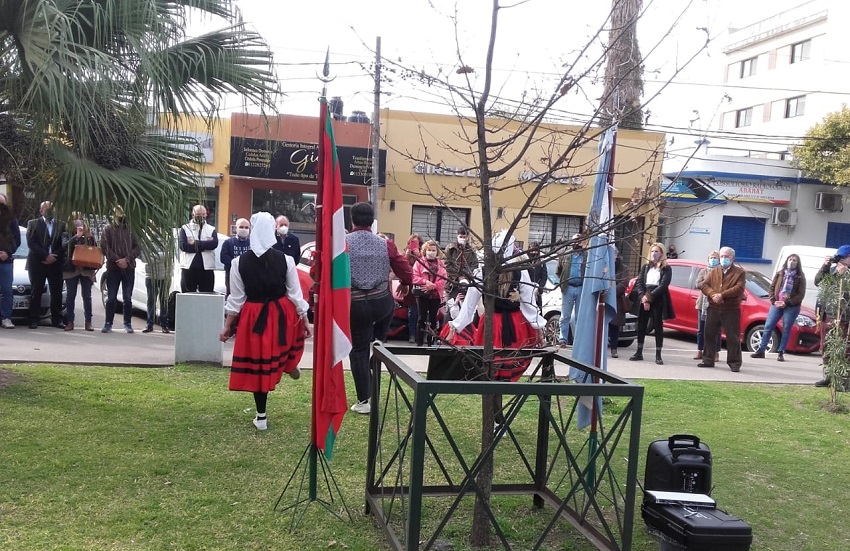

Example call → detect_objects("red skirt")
472 310 539 382
229 296 305 393
439 320 476 347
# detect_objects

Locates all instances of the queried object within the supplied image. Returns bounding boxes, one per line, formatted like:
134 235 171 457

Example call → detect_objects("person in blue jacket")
220 218 251 297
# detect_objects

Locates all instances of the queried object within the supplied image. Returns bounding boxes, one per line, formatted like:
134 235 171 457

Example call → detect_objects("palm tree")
0 0 279 245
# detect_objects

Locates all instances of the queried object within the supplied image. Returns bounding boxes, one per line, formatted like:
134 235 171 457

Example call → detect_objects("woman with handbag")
412 239 447 346
629 242 675 365
62 218 98 331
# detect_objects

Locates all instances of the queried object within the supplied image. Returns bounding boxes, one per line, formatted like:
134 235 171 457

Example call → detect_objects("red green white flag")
312 98 352 460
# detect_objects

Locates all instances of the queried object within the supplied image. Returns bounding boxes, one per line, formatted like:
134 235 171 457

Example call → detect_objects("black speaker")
644 434 712 494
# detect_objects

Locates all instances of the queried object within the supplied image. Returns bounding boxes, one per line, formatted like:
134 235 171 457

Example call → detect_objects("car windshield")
745 270 772 299
13 227 28 259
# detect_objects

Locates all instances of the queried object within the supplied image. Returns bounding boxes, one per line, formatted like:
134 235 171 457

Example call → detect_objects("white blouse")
449 268 545 332
645 267 661 287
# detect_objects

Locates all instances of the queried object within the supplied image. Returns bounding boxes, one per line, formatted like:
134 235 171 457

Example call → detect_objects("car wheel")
544 312 561 346
746 324 778 353
617 339 634 348
100 276 109 308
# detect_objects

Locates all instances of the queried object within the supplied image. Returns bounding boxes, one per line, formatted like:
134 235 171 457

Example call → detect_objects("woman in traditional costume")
445 230 545 381
219 212 312 430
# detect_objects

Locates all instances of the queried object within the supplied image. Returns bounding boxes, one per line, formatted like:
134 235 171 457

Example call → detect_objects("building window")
251 189 357 244
740 57 757 78
735 107 753 128
790 40 811 64
528 213 584 248
784 96 806 118
411 206 470 246
719 215 766 261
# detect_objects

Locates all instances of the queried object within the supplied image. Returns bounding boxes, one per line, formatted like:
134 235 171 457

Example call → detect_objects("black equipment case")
645 434 712 494
642 502 753 551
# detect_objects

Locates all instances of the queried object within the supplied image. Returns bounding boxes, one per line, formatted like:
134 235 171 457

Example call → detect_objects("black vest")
238 249 288 300
493 270 522 313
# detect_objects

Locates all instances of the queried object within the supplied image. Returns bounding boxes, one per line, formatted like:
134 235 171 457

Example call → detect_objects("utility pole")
371 36 382 223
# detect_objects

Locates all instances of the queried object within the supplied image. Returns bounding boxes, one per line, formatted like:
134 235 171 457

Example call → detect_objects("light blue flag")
570 126 618 430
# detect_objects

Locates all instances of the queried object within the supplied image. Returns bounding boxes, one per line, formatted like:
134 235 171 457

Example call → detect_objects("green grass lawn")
0 364 847 550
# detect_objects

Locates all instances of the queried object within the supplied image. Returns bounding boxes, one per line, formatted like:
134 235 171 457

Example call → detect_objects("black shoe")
777 352 785 362
161 327 171 334
730 365 741 372
697 362 715 368
814 378 830 387
142 326 154 333
655 355 664 365
628 352 643 361
52 322 65 329
28 320 38 329
750 349 765 359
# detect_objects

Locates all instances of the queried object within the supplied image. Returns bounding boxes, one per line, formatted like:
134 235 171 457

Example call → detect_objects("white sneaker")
1 318 14 329
252 416 267 430
350 400 371 415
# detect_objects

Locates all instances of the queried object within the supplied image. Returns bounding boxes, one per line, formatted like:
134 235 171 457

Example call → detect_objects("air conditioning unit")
815 192 843 212
771 207 798 226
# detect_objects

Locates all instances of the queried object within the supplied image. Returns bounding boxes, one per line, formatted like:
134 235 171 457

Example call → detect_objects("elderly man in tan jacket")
697 246 746 372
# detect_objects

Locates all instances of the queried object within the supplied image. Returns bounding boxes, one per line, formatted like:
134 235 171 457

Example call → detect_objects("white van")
773 245 835 309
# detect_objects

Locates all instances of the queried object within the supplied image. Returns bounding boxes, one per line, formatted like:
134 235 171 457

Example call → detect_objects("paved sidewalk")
0 313 823 385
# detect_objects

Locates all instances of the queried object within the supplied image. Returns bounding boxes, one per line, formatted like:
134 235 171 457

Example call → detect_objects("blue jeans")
145 277 169 328
559 285 582 342
64 275 93 323
759 304 801 353
105 268 135 325
0 261 12 319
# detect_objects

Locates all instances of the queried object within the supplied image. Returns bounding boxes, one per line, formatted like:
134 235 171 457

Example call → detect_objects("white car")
10 226 67 321
95 230 228 326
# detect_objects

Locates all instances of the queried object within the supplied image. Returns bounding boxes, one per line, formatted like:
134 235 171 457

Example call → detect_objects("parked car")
10 226 67 321
636 259 820 354
540 281 638 348
95 231 312 327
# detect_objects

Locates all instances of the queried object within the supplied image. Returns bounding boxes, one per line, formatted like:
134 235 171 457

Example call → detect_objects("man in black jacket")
272 215 300 265
26 200 67 328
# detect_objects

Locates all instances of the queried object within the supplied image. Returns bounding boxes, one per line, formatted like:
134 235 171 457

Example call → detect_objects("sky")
190 0 805 147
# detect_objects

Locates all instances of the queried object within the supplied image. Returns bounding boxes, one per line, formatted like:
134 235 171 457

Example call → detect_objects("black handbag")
412 285 427 297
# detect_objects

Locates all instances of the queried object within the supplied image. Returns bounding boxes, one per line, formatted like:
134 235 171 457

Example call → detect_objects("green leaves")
792 106 850 186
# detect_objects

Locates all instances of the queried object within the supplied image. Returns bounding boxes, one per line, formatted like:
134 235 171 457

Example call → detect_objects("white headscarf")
492 229 515 258
250 212 277 257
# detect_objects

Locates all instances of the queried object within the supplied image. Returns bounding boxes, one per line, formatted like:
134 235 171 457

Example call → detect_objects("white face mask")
457 237 467 246
426 250 438 260
236 228 249 239
277 226 289 236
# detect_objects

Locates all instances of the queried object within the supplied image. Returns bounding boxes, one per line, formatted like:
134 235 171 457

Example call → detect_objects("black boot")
629 346 643 361
655 351 664 365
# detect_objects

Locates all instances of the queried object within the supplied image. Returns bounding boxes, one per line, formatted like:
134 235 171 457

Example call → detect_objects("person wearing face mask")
26 201 68 329
404 233 422 342
629 242 675 365
272 215 300 265
751 254 806 362
444 227 479 300
556 233 587 346
698 246 746 372
178 204 218 293
60 216 97 331
693 251 722 361
100 206 141 333
221 218 251 297
412 240 447 346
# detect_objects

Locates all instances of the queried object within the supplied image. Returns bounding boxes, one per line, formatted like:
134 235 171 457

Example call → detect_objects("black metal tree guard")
364 344 644 551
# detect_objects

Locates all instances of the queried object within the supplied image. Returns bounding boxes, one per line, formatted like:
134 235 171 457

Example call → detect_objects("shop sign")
230 137 386 185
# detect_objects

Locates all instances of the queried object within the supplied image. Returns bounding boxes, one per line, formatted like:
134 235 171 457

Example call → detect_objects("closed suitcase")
645 434 712 494
642 502 752 551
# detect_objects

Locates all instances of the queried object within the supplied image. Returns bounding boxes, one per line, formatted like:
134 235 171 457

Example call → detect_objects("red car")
630 259 820 354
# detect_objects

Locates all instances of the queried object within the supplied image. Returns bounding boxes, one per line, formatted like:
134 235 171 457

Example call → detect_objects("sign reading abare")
230 137 386 185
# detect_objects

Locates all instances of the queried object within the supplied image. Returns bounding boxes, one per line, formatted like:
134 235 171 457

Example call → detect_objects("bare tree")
369 0 708 546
